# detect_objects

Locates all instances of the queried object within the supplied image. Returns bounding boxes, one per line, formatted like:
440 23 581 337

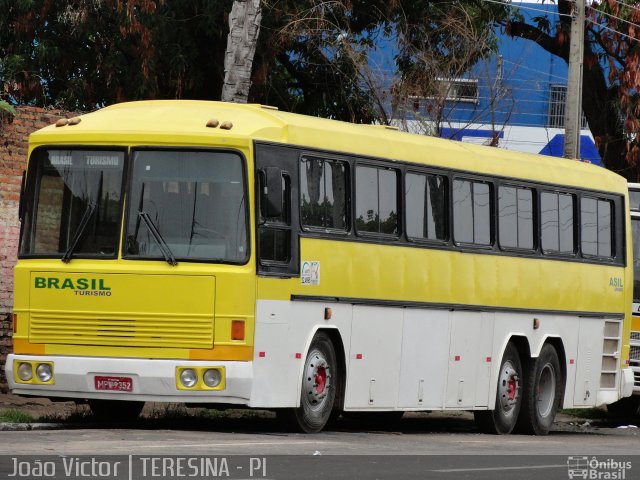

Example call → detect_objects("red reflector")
231 320 245 340
259 352 266 358
12 313 18 333
486 357 492 363
454 355 461 361
356 354 363 360
295 353 302 359
570 359 575 365
324 307 332 320
626 359 630 365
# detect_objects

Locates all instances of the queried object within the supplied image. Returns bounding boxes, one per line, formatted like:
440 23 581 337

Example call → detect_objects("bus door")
254 142 300 277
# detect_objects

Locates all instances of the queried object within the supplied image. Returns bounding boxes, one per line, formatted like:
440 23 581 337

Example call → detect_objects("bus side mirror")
261 167 283 218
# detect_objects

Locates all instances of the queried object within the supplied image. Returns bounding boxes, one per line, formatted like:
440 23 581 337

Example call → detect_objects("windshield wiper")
138 211 178 266
61 203 97 263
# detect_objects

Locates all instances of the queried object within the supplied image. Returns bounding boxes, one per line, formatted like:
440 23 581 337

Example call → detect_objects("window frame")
539 190 577 257
452 176 494 248
122 146 251 265
354 162 401 239
580 195 615 260
497 183 536 253
258 171 293 266
19 145 128 261
299 155 350 234
404 169 449 244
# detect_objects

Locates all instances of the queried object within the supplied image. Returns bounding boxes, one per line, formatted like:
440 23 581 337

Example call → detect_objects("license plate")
94 376 133 392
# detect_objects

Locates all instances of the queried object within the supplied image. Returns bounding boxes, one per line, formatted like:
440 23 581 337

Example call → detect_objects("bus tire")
516 343 562 435
88 399 144 422
474 342 523 434
278 332 338 433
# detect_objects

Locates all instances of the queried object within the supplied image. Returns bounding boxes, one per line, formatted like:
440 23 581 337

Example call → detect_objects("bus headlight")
203 369 222 388
179 368 198 388
36 364 53 383
17 362 33 381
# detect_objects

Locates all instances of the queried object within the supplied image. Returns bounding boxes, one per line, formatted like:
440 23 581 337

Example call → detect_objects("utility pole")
563 0 585 160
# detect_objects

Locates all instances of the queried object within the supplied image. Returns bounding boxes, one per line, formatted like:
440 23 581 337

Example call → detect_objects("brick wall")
0 106 72 392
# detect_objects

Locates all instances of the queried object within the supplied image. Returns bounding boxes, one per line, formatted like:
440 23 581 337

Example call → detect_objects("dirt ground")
0 393 177 421
0 392 625 434
0 392 92 420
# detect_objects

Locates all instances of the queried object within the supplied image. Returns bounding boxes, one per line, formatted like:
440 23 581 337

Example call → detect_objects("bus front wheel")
516 343 562 435
474 342 523 434
278 332 338 433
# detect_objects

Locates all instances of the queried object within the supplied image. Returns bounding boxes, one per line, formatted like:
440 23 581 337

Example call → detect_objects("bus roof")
30 100 626 194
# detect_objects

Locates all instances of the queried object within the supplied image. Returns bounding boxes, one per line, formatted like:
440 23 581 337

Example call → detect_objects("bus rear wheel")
278 332 338 433
516 343 562 435
88 399 144 423
474 342 523 434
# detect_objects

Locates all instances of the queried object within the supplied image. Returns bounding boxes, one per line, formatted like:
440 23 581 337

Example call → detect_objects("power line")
480 0 573 17
500 58 569 82
608 0 640 13
587 6 640 29
587 18 640 42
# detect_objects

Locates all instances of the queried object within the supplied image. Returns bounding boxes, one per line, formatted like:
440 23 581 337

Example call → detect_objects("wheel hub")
315 367 327 394
507 376 517 401
498 361 519 416
303 351 332 407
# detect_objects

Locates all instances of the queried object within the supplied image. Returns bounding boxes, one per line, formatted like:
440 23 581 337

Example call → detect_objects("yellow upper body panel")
30 100 627 196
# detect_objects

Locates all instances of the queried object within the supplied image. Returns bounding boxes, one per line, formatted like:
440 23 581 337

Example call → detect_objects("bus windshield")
20 149 125 259
124 149 248 264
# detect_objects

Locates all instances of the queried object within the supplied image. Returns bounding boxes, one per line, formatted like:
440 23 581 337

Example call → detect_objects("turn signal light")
231 320 245 341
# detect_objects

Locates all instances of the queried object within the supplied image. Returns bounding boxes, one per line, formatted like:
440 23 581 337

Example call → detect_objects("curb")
0 422 68 431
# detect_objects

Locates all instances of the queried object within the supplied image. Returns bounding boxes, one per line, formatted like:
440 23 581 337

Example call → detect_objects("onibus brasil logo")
567 456 632 479
34 277 112 297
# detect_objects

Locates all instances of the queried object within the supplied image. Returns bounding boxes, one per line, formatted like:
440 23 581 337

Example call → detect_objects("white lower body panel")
249 300 623 411
7 354 252 404
6 300 625 411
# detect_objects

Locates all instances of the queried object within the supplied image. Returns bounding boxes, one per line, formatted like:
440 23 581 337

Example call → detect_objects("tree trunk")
221 0 262 103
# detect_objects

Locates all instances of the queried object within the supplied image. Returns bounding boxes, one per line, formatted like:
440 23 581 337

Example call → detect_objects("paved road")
0 413 638 479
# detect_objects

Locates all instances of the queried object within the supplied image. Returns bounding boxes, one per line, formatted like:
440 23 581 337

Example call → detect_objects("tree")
0 0 232 110
251 1 504 123
389 5 511 139
502 0 640 179
222 0 262 103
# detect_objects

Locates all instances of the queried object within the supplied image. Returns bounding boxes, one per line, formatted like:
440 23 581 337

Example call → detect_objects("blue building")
382 2 602 165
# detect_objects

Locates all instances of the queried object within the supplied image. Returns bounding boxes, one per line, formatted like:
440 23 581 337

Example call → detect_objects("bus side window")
258 170 291 264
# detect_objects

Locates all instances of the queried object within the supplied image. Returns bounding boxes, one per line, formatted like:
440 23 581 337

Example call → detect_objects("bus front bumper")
621 367 636 398
6 354 253 404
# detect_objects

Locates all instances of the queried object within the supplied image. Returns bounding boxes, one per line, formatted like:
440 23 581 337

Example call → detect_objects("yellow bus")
6 100 635 434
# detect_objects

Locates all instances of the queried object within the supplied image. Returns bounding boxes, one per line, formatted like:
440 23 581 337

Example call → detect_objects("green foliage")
0 409 34 423
0 0 232 110
0 0 507 122
0 99 16 116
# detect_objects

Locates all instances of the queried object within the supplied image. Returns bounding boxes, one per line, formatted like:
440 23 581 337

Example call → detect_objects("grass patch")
0 409 34 423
